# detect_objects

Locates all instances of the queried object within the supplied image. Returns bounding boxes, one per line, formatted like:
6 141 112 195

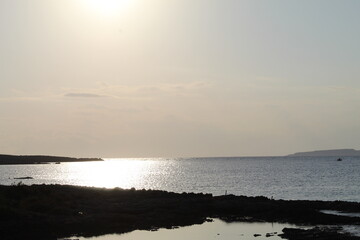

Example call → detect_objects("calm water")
1 156 360 201
61 219 299 240
60 219 360 240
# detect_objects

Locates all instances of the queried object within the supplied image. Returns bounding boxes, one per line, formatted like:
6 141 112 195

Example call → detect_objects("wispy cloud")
0 81 212 103
63 81 212 100
64 93 105 98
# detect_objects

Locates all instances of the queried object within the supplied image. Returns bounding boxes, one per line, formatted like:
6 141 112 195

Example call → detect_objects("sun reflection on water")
63 159 159 189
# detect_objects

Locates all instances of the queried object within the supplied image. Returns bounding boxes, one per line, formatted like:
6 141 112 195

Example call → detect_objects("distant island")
0 154 103 165
288 149 360 157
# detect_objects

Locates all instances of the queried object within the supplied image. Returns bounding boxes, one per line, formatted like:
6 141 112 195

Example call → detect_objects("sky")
1 0 360 158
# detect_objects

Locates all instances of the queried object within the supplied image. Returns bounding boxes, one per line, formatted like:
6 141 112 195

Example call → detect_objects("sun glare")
86 0 131 16
66 159 155 189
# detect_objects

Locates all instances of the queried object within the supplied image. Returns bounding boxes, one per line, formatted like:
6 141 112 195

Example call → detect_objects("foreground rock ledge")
0 185 359 240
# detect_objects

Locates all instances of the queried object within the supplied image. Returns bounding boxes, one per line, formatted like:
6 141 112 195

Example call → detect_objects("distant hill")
288 149 360 157
0 154 103 165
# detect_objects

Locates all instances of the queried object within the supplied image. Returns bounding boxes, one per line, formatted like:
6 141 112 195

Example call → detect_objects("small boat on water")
337 158 343 161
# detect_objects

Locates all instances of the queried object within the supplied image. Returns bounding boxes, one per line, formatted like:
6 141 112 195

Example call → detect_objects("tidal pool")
62 219 300 240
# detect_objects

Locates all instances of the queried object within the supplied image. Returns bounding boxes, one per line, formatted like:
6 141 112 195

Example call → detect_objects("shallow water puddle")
319 210 360 236
320 209 360 218
62 219 299 240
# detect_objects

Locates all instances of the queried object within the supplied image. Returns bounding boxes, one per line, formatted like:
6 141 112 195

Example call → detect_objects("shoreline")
0 184 359 239
0 154 103 165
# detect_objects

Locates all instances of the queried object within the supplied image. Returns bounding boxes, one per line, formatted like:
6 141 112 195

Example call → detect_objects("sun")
86 0 131 16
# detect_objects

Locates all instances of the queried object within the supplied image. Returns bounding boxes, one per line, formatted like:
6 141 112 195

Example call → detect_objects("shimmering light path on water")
1 157 359 201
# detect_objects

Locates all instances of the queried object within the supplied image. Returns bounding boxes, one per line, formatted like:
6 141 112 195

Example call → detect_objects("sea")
1 156 359 202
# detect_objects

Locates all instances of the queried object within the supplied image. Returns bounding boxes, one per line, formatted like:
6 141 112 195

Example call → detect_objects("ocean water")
1 156 359 201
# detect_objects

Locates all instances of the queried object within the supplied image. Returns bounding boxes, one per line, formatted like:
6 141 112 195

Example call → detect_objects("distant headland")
288 149 360 157
0 154 103 165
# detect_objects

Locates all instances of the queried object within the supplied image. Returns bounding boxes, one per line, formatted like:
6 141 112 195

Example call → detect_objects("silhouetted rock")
0 185 359 239
266 232 276 237
279 227 360 240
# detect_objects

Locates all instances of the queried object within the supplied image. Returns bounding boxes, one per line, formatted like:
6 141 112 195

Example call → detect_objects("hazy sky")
1 0 360 157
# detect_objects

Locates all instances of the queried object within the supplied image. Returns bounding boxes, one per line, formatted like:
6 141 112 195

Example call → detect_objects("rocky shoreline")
0 184 359 239
280 227 360 240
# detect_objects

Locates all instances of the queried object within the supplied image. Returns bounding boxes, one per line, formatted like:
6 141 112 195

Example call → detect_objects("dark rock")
0 185 359 239
279 227 360 240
